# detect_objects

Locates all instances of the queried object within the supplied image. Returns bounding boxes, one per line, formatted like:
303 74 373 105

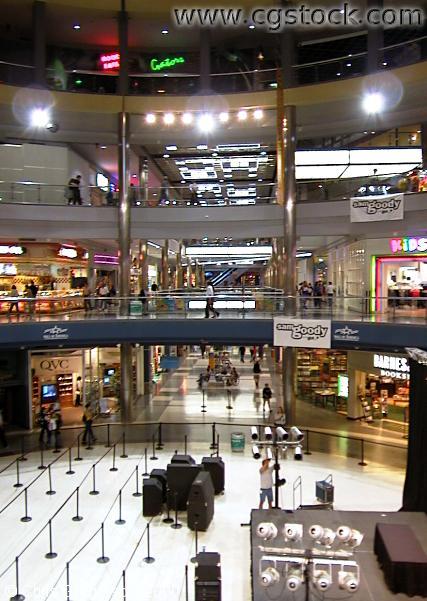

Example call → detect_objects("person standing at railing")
313 281 323 308
68 174 82 205
29 280 38 315
83 283 92 313
8 284 20 315
205 279 220 318
326 281 335 309
82 403 96 446
239 346 246 363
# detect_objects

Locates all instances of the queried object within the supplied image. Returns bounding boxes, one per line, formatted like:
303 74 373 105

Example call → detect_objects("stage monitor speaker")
195 552 221 601
187 471 215 531
150 468 167 502
171 454 196 465
167 464 204 510
201 456 225 495
142 478 163 517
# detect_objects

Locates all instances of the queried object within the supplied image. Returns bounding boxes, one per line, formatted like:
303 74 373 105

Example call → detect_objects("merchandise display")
297 350 347 409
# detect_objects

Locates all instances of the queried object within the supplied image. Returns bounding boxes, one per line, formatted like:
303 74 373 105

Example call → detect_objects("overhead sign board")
350 193 404 223
274 317 331 349
150 56 185 72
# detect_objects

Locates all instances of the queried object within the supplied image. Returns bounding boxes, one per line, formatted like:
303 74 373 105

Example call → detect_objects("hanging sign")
100 52 120 71
274 317 331 349
150 56 185 72
350 193 404 223
389 236 427 253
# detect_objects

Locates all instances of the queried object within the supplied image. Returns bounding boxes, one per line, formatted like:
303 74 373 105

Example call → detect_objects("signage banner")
274 317 331 349
350 193 404 223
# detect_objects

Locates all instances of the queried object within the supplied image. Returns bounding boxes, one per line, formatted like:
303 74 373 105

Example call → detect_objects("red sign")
100 52 120 71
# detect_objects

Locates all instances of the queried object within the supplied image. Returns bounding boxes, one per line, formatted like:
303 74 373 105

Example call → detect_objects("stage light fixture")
252 445 261 459
266 447 273 460
182 112 193 125
294 445 303 461
251 426 259 440
264 426 273 440
336 525 352 543
276 427 288 440
145 113 156 124
30 108 51 128
237 109 248 121
197 113 215 133
349 529 364 548
319 528 336 547
362 92 384 114
283 523 303 542
309 525 324 540
253 109 263 120
260 567 280 587
163 113 175 125
256 522 277 540
285 567 303 592
338 569 359 592
290 426 303 441
313 567 332 592
219 112 229 123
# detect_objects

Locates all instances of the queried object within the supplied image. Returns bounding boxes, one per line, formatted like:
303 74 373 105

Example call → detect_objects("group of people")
38 404 63 449
239 345 264 363
82 279 116 312
8 280 38 316
299 280 334 309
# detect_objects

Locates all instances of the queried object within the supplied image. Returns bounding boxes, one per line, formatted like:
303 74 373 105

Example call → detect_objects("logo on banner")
274 318 331 349
42 326 69 341
334 326 360 342
350 194 404 223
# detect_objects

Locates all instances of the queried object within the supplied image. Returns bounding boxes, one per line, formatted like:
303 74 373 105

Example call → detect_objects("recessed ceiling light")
145 113 156 124
253 109 263 120
182 112 193 125
100 145 107 149
166 145 177 151
73 23 81 30
237 109 248 121
163 153 170 158
181 180 186 183
157 89 165 94
161 28 169 34
382 61 388 66
346 62 352 67
163 113 175 125
249 24 255 29
336 72 341 76
219 112 229 123
197 144 208 150
212 152 218 157
260 151 267 156
258 178 263 182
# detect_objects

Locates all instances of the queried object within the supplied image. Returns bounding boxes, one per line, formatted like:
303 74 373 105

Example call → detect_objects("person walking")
48 411 61 451
82 403 96 447
239 346 246 363
139 287 147 314
253 358 261 389
250 345 257 362
83 283 92 313
200 343 206 358
75 376 82 407
313 281 323 309
262 383 273 413
38 406 50 446
326 281 335 308
8 284 20 315
205 279 219 318
28 279 38 316
258 458 274 509
68 174 82 205
258 344 264 360
0 409 8 448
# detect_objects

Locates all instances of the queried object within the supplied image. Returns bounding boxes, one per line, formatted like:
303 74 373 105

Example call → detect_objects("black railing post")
46 464 56 495
122 570 126 601
190 522 199 563
115 490 126 525
72 487 83 522
90 464 99 495
210 422 217 449
66 447 75 475
150 434 158 460
358 439 367 466
110 444 118 472
305 429 312 455
20 487 32 523
45 519 58 559
171 492 182 530
97 523 110 564
66 562 71 601
10 556 25 601
184 434 188 455
14 459 23 488
75 432 83 461
156 422 164 450
185 564 189 601
19 437 27 462
120 432 128 458
143 522 155 563
105 424 111 448
38 445 47 470
163 488 174 523
133 466 142 497
143 447 149 476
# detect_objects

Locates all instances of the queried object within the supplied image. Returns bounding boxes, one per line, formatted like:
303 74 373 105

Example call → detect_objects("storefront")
371 237 427 313
296 349 348 411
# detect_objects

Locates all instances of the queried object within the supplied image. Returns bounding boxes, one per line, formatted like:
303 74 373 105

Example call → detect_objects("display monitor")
337 374 349 399
41 383 58 402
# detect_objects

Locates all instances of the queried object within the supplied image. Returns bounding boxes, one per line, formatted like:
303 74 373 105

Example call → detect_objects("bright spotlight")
30 108 50 128
283 523 303 542
163 113 175 125
253 109 263 120
182 112 193 125
219 112 229 123
266 447 273 460
251 426 259 441
294 445 303 461
146 113 156 124
252 445 261 460
362 92 384 114
237 109 248 121
313 569 332 592
338 569 359 592
197 113 215 133
264 427 273 440
260 567 280 587
290 426 303 442
276 427 288 440
256 522 277 540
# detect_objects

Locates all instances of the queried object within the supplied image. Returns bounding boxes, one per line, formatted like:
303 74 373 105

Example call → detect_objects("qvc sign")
389 237 427 253
39 359 69 372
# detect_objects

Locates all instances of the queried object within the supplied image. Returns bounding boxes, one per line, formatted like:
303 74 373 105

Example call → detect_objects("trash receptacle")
231 432 245 453
130 300 142 316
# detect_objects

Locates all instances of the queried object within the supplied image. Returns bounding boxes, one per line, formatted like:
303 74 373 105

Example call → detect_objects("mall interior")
0 1 427 600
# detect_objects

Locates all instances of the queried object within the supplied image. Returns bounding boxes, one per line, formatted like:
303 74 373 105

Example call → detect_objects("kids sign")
150 55 185 72
389 237 427 253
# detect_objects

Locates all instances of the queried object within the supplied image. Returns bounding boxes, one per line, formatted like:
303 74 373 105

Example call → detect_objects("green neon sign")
150 56 185 72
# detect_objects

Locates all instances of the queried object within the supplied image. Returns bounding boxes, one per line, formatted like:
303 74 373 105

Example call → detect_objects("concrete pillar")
143 346 152 392
176 243 184 288
161 241 169 289
118 3 129 95
139 157 148 203
421 124 427 169
87 248 96 292
118 112 131 314
280 2 296 87
32 0 46 86
139 240 148 290
120 343 133 421
367 0 383 73
199 29 211 91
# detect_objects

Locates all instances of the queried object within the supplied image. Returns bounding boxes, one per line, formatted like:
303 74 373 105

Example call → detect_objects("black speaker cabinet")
187 471 215 531
166 464 204 510
195 552 221 601
150 468 167 502
201 456 225 495
143 478 163 517
171 453 196 465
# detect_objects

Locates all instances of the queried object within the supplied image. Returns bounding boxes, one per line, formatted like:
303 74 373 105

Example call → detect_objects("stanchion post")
171 492 182 529
216 433 220 457
185 564 189 601
20 488 32 523
143 447 149 476
184 434 188 455
45 519 58 559
66 562 71 601
13 459 23 488
210 422 217 449
72 487 83 522
358 438 367 466
38 445 47 470
156 422 164 450
10 556 25 601
105 423 111 448
75 432 83 461
122 570 126 601
120 432 128 458
305 429 312 455
46 464 56 495
150 434 158 461
115 489 126 525
53 431 61 454
110 444 118 472
201 389 207 413
19 437 27 462
66 447 75 475
190 522 199 563
89 464 99 495
163 489 174 524
143 522 155 563
97 523 110 564
133 466 142 497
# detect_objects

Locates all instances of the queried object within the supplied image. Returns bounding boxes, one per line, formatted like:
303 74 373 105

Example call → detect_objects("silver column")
118 2 129 96
87 248 96 293
282 105 297 425
118 111 130 315
32 1 46 86
120 343 133 422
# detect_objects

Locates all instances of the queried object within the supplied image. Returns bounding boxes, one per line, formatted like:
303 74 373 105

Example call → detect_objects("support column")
87 248 96 292
199 29 211 92
421 124 427 169
276 238 284 290
367 0 383 73
139 240 148 290
143 346 152 392
176 243 183 288
281 105 297 425
161 240 169 289
120 343 133 421
118 2 129 95
118 111 131 314
32 0 46 86
139 157 148 203
280 2 296 87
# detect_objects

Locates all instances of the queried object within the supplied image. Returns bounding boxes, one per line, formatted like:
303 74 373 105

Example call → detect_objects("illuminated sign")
150 56 185 72
58 247 78 259
389 237 427 253
100 52 120 71
0 264 17 275
373 354 410 378
337 374 349 399
0 245 25 256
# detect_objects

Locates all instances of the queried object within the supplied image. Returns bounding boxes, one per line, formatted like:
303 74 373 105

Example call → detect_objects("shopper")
0 409 8 448
200 343 206 358
250 345 257 362
253 358 261 389
299 281 311 310
326 281 334 308
139 287 147 314
258 458 274 510
48 411 61 451
83 283 92 313
205 279 219 318
29 280 38 316
313 281 323 308
75 376 82 407
258 344 264 360
8 284 20 315
98 280 109 311
262 383 273 413
68 174 82 205
82 403 96 446
38 406 50 446
239 346 246 363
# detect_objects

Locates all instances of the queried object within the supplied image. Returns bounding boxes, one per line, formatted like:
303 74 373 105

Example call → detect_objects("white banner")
350 193 404 223
274 317 331 349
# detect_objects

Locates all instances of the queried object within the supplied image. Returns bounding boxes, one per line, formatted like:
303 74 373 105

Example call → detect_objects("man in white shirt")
326 281 334 308
259 458 274 509
205 280 220 318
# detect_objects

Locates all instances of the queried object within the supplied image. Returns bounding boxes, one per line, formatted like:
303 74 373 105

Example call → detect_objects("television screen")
104 368 115 376
337 374 349 399
41 384 57 401
103 376 110 385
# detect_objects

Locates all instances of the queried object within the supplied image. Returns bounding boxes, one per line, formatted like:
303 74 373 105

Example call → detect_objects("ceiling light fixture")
197 144 208 150
219 112 229 123
163 112 175 125
166 145 178 151
161 28 169 34
182 112 193 125
146 113 156 124
73 23 81 30
362 92 385 114
30 108 51 128
163 153 170 158
197 113 215 133
253 109 263 120
238 110 248 121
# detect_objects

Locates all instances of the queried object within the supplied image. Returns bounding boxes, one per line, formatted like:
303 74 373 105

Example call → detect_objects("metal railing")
1 292 426 323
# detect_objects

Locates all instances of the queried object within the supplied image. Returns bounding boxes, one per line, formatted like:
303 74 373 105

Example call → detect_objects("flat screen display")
41 384 57 401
